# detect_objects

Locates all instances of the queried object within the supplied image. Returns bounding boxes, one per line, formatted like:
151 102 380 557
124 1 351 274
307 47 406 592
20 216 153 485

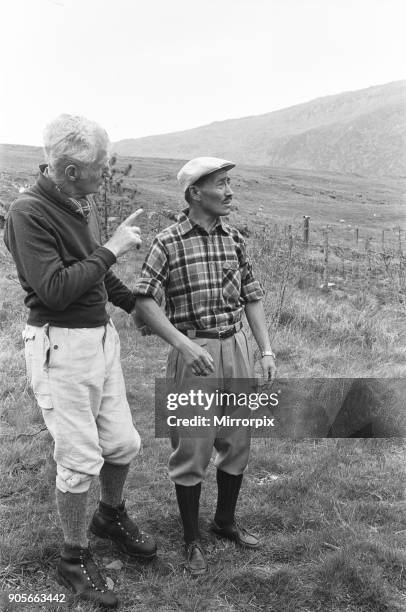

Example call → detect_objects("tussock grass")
258 289 404 377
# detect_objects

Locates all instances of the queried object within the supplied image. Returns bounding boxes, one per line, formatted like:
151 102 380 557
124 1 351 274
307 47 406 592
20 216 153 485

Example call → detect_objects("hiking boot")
90 500 157 559
56 545 118 609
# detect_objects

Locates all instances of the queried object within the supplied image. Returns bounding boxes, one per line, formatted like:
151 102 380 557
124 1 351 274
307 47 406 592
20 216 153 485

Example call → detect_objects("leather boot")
56 545 118 609
210 520 260 548
90 500 157 559
185 540 207 577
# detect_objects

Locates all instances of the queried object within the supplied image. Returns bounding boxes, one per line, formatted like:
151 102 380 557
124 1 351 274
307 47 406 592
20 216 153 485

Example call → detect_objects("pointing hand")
104 208 144 258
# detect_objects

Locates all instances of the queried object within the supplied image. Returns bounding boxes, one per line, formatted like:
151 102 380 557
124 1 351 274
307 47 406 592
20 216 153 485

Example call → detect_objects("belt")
183 321 242 340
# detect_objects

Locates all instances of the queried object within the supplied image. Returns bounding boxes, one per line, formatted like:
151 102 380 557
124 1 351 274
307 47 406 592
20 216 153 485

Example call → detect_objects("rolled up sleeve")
134 237 169 306
239 240 264 303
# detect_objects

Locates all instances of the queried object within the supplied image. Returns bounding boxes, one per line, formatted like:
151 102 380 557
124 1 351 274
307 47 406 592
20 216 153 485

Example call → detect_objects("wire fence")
247 217 405 312
91 177 405 309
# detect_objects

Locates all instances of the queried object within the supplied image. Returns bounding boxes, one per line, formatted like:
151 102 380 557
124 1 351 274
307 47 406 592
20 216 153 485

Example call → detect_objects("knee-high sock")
214 470 243 527
175 483 201 544
99 462 130 508
56 488 88 548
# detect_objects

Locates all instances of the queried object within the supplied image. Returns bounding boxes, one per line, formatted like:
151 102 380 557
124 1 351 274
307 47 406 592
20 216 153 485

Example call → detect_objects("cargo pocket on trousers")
23 325 53 410
22 326 35 381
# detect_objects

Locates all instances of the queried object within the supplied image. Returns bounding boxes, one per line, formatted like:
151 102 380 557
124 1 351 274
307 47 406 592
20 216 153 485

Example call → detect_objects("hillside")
115 80 406 177
1 145 404 242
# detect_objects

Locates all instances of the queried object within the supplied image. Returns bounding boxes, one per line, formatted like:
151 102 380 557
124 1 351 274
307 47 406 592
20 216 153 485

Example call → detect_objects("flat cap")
177 156 235 192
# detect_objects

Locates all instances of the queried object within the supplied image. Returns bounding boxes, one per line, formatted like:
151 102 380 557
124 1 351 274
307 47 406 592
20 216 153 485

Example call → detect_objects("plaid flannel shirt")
134 211 264 331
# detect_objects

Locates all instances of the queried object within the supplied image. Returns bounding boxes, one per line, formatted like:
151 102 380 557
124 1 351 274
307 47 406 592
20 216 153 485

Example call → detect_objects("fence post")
397 227 403 257
355 228 359 248
365 236 372 278
288 224 293 252
396 229 404 286
381 230 385 251
323 228 329 289
303 215 310 247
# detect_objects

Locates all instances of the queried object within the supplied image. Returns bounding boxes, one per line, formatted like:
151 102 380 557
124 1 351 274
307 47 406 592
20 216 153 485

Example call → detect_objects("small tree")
97 156 136 239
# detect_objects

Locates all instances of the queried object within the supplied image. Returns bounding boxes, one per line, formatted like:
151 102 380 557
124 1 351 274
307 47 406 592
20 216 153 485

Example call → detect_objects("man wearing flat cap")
134 157 276 575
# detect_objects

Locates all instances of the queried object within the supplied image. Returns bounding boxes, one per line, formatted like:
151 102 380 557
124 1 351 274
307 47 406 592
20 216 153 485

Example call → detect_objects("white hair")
43 114 111 179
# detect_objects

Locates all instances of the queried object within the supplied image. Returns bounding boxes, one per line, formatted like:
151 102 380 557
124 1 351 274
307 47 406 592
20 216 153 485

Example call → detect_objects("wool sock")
99 462 130 508
56 488 89 548
214 470 243 528
175 483 201 544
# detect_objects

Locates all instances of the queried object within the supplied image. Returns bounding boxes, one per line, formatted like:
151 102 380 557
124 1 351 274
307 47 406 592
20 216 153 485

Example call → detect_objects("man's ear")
189 185 201 202
65 164 80 182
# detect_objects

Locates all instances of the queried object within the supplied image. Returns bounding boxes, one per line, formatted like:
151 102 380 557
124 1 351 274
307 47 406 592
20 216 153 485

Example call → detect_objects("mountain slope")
115 80 406 176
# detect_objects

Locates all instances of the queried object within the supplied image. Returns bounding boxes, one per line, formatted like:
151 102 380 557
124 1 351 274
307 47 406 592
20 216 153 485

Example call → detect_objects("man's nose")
225 184 233 196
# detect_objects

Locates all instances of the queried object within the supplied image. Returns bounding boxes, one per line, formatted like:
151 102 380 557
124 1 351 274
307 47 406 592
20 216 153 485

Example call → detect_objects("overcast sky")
1 0 405 146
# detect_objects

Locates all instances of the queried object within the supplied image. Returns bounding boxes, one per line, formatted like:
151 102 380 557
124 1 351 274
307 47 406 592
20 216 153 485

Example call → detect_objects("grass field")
0 148 405 611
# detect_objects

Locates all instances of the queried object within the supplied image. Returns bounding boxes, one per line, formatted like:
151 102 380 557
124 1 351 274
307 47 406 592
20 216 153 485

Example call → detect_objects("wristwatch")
261 350 276 359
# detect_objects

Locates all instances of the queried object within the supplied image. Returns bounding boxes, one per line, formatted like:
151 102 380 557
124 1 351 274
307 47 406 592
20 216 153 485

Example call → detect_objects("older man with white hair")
4 114 156 608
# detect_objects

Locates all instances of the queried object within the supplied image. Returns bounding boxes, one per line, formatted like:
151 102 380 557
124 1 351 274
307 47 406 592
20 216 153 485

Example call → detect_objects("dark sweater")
4 165 136 327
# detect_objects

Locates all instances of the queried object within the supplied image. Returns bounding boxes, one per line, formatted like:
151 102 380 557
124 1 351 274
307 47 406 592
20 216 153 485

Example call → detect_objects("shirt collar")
37 164 66 204
177 208 230 237
37 164 91 219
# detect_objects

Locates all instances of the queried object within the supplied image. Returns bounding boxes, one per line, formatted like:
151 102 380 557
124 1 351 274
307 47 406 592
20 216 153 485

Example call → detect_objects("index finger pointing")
121 208 144 226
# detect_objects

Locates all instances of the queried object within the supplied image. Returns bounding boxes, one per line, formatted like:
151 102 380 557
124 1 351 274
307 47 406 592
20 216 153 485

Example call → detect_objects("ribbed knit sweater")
4 165 135 327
